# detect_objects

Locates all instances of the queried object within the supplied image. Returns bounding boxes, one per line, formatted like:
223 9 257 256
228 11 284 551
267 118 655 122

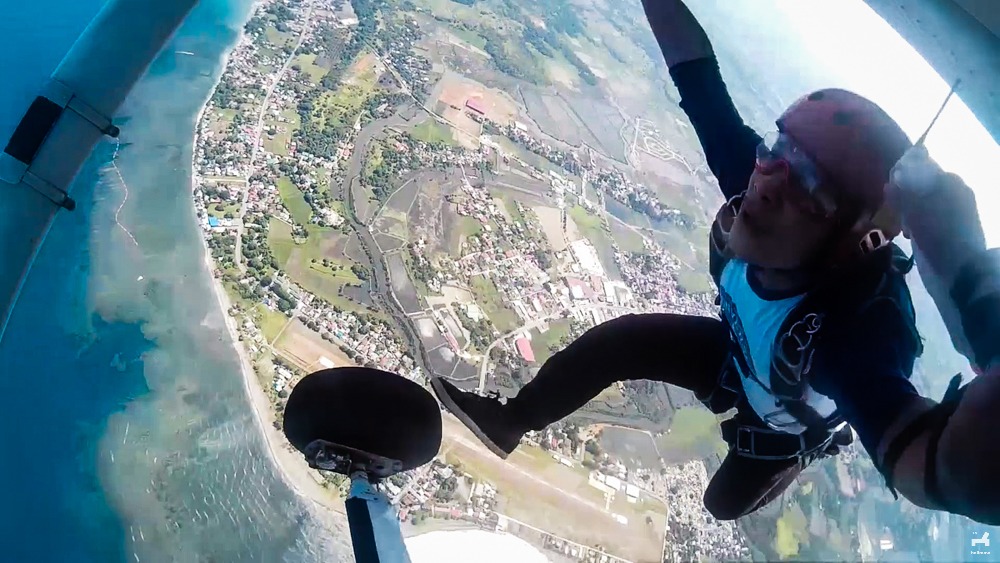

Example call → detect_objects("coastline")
189 17 346 517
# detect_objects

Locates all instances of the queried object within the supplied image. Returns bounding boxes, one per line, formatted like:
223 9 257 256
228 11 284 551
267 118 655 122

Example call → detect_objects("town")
191 0 755 560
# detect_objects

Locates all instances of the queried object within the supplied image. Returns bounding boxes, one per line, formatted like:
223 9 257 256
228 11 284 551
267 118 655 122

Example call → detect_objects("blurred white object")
891 145 944 196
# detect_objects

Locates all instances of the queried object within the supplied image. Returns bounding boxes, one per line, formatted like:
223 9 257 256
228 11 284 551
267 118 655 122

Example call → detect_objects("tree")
277 298 294 312
215 204 225 212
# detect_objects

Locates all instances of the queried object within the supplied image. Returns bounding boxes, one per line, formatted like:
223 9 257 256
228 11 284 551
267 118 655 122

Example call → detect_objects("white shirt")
718 259 838 434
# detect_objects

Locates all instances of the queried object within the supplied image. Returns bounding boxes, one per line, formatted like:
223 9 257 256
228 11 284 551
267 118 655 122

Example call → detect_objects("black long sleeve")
951 248 1000 369
669 58 761 200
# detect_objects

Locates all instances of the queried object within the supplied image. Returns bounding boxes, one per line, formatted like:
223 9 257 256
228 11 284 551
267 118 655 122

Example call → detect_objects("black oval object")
283 367 442 473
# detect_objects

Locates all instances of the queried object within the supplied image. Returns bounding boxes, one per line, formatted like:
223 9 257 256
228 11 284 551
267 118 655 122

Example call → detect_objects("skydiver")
431 0 1000 524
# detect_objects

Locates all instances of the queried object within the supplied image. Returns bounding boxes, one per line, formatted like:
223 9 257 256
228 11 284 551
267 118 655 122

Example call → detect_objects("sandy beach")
203 247 346 515
190 8 346 520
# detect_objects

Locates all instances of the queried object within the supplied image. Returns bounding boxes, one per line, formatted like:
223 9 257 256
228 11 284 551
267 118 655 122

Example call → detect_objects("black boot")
430 378 524 459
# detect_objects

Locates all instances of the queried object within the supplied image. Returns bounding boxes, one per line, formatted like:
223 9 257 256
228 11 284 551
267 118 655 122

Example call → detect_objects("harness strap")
721 418 836 461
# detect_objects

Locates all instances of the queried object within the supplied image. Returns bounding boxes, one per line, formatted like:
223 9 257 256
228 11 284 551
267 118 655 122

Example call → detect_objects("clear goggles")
755 131 838 218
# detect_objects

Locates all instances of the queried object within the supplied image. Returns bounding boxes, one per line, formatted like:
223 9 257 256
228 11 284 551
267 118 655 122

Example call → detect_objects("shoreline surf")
188 6 347 518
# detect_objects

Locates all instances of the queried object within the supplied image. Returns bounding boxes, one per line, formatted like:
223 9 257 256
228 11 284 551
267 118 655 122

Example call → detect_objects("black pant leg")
506 313 730 431
703 448 803 520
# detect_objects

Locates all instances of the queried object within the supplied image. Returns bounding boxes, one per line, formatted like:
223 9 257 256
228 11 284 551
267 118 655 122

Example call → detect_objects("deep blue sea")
0 1 348 561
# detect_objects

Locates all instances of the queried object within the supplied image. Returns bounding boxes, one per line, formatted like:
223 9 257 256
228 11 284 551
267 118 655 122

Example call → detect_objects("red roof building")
515 337 536 363
465 97 487 115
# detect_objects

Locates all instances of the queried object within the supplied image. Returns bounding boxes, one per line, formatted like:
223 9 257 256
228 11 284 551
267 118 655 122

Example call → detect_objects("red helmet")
778 89 911 241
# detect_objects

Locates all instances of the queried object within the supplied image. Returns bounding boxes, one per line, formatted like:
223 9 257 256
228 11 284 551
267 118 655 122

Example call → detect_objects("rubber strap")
879 374 965 502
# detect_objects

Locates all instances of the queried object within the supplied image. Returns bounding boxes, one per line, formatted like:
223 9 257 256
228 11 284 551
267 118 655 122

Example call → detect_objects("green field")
311 60 380 134
451 27 487 50
677 267 714 294
469 275 519 333
655 407 728 462
364 143 384 179
206 201 240 220
268 218 296 267
410 119 457 146
775 504 809 559
530 318 572 364
293 53 329 83
255 305 289 344
208 108 238 135
610 221 646 254
277 177 312 225
265 26 294 49
569 205 603 234
449 215 483 256
267 218 373 315
263 109 300 157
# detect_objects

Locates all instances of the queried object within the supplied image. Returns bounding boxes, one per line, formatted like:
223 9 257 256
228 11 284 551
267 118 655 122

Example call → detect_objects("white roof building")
570 239 605 277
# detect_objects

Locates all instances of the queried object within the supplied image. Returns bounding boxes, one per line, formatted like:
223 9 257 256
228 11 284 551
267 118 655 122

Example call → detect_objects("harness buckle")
736 426 755 456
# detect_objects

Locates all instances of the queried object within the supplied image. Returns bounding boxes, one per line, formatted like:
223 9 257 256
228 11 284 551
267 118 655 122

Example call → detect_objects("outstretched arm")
641 0 761 200
818 298 1000 525
639 0 714 68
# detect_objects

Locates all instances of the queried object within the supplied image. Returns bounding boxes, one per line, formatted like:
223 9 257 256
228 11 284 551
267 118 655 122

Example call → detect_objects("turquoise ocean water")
0 0 348 561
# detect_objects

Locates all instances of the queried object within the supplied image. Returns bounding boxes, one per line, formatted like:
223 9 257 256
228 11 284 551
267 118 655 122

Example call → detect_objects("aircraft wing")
0 0 198 340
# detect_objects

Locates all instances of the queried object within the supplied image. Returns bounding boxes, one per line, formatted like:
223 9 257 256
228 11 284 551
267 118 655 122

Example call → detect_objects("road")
474 303 651 393
234 3 314 271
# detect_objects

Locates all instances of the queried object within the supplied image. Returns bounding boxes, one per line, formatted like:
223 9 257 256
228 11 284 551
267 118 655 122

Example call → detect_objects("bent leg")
507 313 729 431
703 450 803 520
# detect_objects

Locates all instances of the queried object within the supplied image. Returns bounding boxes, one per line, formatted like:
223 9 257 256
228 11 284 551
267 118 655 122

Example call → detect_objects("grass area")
468 275 519 333
531 318 572 364
655 407 728 462
677 267 714 294
255 305 289 344
268 218 296 268
542 48 583 88
458 216 482 238
262 109 299 157
569 205 603 235
267 218 374 316
410 119 457 146
590 385 628 407
206 201 240 220
448 214 484 256
312 81 377 134
451 27 487 50
277 177 312 225
775 503 809 559
494 135 560 175
441 419 667 561
364 143 384 179
413 0 481 24
223 279 255 311
501 195 527 225
293 53 329 83
208 108 237 134
265 26 294 49
652 224 710 270
610 222 646 254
